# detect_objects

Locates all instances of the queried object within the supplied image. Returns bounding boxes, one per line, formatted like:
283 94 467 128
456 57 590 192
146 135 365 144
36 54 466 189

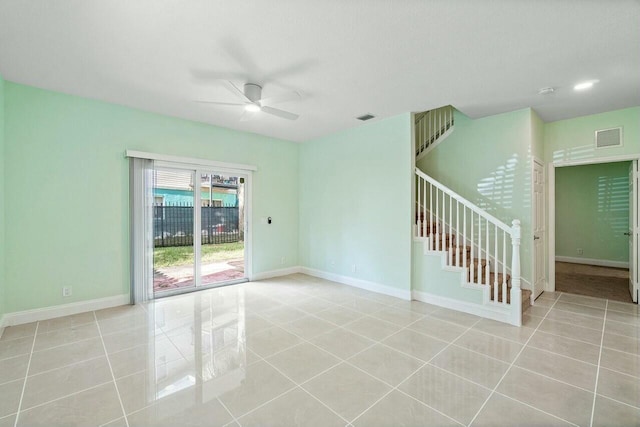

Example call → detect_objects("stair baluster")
414 168 524 326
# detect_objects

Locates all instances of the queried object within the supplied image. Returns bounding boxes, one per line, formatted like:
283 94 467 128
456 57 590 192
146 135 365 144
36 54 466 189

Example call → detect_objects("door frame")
531 157 545 300
547 153 640 293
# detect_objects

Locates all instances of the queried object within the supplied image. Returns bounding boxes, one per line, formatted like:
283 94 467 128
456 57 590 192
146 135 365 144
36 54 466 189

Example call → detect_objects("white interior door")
629 160 638 303
533 160 545 299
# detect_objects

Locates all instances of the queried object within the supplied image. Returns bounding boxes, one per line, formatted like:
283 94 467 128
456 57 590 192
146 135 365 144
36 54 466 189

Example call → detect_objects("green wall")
545 107 640 164
556 162 630 263
299 114 413 291
0 75 5 321
417 108 535 286
4 82 299 313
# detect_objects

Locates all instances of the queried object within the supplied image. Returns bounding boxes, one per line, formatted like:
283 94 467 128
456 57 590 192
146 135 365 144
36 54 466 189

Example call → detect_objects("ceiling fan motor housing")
244 83 262 103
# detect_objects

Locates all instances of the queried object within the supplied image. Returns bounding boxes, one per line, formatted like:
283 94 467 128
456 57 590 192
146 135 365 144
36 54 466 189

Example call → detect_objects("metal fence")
154 204 241 247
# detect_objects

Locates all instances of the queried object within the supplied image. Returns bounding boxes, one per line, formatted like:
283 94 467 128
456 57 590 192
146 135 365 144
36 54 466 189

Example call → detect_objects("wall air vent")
356 114 375 121
595 127 622 149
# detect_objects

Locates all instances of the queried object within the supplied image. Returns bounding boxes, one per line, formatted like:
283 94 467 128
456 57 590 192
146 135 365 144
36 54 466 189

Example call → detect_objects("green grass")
154 242 244 268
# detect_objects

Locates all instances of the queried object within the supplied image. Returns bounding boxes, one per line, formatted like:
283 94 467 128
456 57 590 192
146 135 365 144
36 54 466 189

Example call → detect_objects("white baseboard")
301 267 411 300
250 266 302 281
555 256 629 269
2 294 131 327
412 290 517 326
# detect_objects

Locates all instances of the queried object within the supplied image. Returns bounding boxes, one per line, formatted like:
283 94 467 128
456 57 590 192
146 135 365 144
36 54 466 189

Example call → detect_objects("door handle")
624 232 632 236
534 236 540 240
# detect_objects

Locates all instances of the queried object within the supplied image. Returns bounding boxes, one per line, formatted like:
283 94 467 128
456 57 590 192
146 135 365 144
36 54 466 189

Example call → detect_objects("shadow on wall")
476 153 519 213
597 174 629 238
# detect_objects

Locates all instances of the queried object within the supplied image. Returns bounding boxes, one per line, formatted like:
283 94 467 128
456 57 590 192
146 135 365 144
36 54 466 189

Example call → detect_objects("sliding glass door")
151 165 248 298
198 172 246 287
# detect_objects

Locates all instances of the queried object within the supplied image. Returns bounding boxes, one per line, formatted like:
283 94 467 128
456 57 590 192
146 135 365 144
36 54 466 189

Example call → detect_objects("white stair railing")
415 105 455 159
415 168 522 326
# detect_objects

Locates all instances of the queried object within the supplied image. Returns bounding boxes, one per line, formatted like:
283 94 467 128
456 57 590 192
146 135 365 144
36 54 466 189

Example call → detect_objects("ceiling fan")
196 81 300 121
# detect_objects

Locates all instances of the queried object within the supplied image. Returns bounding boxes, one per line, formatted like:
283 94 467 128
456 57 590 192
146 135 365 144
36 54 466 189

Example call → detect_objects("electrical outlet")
351 264 357 273
62 286 72 297
281 256 286 265
577 248 583 255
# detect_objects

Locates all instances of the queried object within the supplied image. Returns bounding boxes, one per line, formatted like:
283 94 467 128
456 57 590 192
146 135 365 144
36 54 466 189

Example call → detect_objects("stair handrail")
415 168 512 233
415 168 522 326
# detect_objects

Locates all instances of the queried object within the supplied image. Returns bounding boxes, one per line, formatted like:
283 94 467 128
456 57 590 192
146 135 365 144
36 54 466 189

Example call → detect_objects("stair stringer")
412 239 515 324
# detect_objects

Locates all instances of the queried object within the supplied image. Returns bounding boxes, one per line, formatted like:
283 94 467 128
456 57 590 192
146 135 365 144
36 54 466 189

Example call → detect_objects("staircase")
416 214 532 313
413 168 530 326
415 105 455 160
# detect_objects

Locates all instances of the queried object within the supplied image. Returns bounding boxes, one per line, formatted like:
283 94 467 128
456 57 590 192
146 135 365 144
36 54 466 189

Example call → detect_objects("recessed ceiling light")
574 80 599 91
244 104 261 112
538 87 555 95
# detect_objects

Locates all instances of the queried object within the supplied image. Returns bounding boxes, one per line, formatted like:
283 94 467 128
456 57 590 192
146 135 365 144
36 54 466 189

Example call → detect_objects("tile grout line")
589 299 608 427
18 354 107 382
525 308 639 336
93 311 130 427
346 317 485 427
18 380 115 415
216 396 240 426
12 322 39 427
184 294 356 424
238 302 448 425
490 391 580 427
29 333 102 354
466 296 563 427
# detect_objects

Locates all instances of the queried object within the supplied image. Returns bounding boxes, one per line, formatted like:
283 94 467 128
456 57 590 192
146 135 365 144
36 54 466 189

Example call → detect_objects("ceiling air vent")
595 127 622 149
356 114 375 121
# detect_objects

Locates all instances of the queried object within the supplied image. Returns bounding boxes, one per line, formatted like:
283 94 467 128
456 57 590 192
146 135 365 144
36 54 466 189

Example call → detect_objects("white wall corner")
300 267 411 300
250 266 302 281
2 294 131 327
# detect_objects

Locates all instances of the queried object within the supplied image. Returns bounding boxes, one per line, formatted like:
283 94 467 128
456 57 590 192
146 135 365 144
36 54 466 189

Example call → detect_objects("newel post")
510 219 522 326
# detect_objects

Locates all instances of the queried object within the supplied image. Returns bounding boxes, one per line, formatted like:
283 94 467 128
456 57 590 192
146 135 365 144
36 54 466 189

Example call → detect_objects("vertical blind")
129 157 154 304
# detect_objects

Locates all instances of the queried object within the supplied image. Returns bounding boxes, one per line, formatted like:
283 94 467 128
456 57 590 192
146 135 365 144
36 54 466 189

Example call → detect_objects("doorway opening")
152 168 248 297
549 158 638 304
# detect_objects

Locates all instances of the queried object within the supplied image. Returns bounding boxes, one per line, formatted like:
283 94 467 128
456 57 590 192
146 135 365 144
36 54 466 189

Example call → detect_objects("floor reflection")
144 287 246 407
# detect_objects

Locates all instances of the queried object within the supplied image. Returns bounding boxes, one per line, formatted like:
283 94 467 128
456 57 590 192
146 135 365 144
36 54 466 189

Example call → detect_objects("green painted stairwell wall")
3 82 300 313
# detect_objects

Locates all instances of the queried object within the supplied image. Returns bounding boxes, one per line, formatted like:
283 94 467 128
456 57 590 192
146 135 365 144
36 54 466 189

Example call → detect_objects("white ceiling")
0 1 638 142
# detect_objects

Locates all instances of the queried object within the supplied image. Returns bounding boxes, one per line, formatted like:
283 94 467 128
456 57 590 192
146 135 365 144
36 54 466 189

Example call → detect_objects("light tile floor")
0 274 639 426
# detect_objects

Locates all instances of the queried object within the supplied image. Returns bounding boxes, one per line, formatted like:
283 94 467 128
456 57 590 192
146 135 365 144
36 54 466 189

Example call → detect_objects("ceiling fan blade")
261 106 299 120
222 81 252 103
190 69 245 82
259 91 301 107
194 100 245 106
